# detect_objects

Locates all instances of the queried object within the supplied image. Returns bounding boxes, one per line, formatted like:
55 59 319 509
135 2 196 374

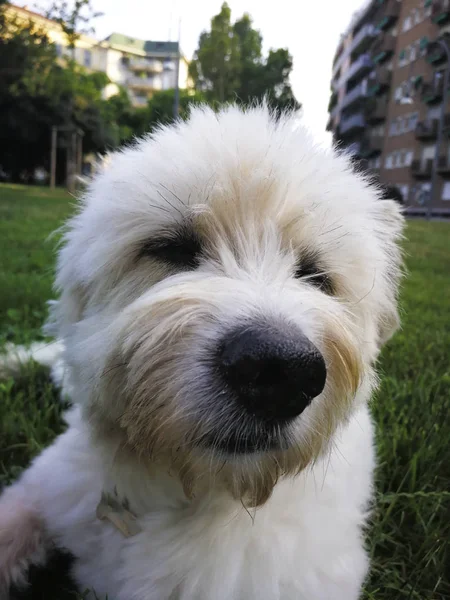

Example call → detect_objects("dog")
0 104 404 600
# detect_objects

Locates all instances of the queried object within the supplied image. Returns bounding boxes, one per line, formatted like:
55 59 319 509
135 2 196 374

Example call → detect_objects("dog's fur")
0 104 404 600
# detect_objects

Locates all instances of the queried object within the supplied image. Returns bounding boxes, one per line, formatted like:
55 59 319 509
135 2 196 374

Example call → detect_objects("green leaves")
189 2 300 111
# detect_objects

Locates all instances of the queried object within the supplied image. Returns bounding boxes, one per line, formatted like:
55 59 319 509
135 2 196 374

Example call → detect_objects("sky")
32 0 365 147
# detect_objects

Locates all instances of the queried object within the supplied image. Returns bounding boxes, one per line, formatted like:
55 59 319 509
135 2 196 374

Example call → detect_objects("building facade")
327 0 450 216
103 34 189 107
7 5 190 107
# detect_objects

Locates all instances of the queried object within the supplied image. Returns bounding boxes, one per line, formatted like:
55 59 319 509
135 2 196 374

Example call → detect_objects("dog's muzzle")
207 321 327 454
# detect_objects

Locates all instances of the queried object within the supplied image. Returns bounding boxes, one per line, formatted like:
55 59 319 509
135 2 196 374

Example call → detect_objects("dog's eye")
139 229 202 270
294 257 333 294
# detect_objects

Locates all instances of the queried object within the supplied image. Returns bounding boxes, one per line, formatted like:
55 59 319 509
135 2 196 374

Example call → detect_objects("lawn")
0 183 449 599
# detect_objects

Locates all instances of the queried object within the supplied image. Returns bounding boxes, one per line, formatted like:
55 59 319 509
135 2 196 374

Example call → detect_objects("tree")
146 89 207 127
0 1 113 181
0 1 208 183
189 4 240 104
190 3 300 112
44 0 102 53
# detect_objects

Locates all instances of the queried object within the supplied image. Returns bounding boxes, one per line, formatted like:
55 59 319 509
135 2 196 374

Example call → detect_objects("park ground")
0 183 449 599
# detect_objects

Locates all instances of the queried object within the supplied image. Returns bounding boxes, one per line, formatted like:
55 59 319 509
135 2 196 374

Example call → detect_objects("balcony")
415 119 438 140
437 154 450 175
129 58 163 73
346 54 373 84
421 79 444 103
367 67 391 96
351 24 377 57
328 91 338 113
432 0 450 25
411 159 433 179
375 0 400 31
365 98 387 124
340 113 365 136
330 102 341 119
341 82 368 111
128 76 162 90
427 45 448 65
371 34 395 65
360 136 383 158
333 39 345 69
132 96 149 107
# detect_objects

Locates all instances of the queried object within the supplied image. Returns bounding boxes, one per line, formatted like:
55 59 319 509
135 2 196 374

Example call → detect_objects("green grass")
0 183 449 599
0 184 74 345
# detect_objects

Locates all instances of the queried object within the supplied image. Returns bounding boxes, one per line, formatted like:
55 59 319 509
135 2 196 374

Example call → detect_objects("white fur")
0 104 404 599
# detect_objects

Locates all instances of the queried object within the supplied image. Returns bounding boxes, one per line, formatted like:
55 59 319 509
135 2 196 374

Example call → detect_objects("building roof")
11 4 54 23
106 33 179 56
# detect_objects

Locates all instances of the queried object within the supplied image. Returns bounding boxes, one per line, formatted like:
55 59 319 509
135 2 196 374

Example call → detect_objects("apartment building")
327 0 450 216
7 4 190 107
103 34 188 107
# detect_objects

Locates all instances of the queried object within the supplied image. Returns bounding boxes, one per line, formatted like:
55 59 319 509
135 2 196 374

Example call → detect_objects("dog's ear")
371 198 405 347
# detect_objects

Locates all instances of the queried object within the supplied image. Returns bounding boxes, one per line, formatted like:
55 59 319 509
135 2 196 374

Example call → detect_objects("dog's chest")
71 472 368 600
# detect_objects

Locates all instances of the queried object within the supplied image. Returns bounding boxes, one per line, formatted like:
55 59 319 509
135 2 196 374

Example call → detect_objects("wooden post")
66 131 77 193
76 133 83 175
50 126 57 189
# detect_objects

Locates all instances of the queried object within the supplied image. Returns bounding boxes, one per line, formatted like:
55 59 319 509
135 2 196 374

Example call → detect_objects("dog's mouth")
198 421 291 455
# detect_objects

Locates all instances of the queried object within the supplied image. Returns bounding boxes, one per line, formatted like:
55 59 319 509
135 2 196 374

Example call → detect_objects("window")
421 145 436 161
434 70 444 86
372 124 385 137
420 37 429 57
399 185 409 201
402 15 412 32
392 151 399 167
398 47 411 67
413 8 421 24
84 49 92 67
410 42 417 62
419 183 431 206
389 119 398 136
442 182 450 200
385 154 393 169
409 112 419 131
424 0 432 17
428 106 442 119
405 150 414 166
413 74 423 89
374 156 381 169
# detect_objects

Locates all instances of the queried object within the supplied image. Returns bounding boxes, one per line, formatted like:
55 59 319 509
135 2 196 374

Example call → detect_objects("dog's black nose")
218 324 326 422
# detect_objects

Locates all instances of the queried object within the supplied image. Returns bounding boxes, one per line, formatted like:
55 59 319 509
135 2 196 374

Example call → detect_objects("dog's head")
50 105 404 505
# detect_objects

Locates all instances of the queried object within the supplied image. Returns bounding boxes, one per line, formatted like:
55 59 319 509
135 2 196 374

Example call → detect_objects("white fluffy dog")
0 104 403 600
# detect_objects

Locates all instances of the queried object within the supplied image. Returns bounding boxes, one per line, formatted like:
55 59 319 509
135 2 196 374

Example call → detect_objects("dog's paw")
0 490 48 595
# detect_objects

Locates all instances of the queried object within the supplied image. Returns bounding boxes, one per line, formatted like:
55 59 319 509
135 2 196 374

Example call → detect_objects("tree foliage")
45 0 102 49
0 0 300 182
189 3 300 111
0 1 113 180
